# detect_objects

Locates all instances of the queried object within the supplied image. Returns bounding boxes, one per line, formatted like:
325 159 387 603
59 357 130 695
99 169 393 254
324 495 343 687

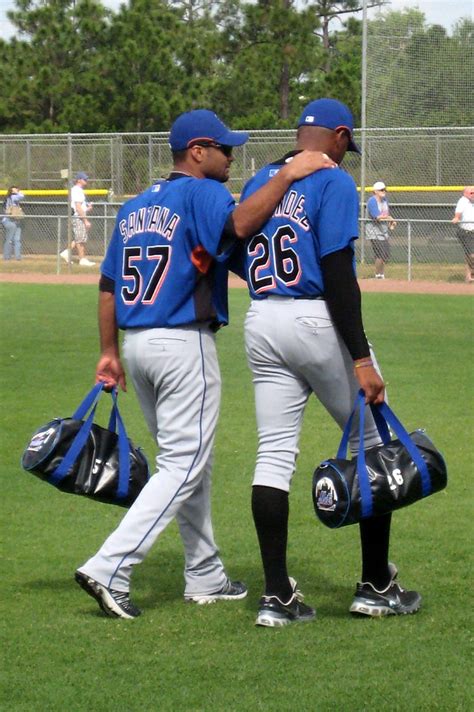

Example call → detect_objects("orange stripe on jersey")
191 245 213 274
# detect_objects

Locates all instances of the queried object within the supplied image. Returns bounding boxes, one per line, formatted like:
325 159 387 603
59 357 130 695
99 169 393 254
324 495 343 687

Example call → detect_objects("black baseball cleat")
75 570 141 619
349 564 421 617
255 578 316 628
184 578 248 604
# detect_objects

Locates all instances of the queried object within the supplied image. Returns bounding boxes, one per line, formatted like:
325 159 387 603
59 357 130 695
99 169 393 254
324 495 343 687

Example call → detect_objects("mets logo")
315 476 338 511
28 426 56 452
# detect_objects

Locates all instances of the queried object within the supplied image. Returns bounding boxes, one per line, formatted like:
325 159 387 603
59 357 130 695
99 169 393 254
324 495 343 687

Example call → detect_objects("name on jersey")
119 206 180 243
273 190 310 231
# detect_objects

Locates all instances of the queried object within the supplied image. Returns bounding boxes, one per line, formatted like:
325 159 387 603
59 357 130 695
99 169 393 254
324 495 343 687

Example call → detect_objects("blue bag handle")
337 390 432 518
110 388 130 500
336 392 391 460
375 400 431 497
71 382 104 420
355 395 375 518
71 381 117 432
49 383 105 484
49 383 131 501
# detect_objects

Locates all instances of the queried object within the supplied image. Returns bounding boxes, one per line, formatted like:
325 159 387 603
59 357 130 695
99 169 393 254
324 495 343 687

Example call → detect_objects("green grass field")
1 285 472 711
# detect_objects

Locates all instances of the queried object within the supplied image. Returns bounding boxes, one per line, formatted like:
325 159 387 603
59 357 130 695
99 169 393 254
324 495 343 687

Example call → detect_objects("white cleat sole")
185 590 248 605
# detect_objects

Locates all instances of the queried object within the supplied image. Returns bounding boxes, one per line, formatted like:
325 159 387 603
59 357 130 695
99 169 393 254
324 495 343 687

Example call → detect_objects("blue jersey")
367 194 389 219
101 176 236 329
240 162 359 299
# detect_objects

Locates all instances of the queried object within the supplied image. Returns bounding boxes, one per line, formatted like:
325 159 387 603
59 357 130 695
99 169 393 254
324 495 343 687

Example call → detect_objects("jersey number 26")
248 225 301 293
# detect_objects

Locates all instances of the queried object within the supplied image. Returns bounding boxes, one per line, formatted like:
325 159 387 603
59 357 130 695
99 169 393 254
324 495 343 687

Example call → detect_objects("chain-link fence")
1 127 472 196
0 209 468 283
1 128 473 281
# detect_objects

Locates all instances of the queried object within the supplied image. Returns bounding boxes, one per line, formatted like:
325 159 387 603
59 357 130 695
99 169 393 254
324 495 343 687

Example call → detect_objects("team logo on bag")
28 427 56 453
314 476 338 511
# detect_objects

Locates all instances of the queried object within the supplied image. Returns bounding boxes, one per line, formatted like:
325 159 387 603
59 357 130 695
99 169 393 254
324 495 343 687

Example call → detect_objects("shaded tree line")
0 1 471 134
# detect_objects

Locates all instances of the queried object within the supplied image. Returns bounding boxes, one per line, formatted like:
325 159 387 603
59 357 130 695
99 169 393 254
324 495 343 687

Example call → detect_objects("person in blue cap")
60 171 95 266
74 108 335 619
238 98 421 626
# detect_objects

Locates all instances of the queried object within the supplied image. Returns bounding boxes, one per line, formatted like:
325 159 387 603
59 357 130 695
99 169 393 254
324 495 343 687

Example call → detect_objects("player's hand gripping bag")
312 390 447 528
21 383 149 507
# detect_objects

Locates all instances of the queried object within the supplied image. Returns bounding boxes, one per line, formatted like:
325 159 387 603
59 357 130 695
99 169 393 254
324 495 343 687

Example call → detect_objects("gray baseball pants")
244 297 383 492
78 324 227 595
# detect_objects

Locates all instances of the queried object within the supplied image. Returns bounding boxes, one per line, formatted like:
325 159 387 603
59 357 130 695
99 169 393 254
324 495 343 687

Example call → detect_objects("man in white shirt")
452 186 474 283
61 172 95 266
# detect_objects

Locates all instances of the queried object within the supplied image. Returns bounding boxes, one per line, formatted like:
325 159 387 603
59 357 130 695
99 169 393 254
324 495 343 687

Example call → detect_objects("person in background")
452 186 474 283
365 181 396 279
2 186 25 261
61 172 95 267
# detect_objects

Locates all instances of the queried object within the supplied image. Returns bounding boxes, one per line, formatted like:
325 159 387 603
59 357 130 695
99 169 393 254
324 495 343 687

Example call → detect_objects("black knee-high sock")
359 512 392 590
252 485 293 600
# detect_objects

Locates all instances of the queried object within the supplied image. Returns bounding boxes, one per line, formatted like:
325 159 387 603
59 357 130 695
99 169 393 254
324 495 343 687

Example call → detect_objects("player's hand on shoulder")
283 150 336 180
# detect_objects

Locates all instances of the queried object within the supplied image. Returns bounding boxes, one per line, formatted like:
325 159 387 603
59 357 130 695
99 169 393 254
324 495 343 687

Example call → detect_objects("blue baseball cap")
298 98 361 154
169 109 249 151
75 172 89 181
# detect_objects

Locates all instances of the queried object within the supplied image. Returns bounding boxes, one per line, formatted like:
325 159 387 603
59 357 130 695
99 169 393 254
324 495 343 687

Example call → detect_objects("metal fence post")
148 135 153 186
359 0 368 265
56 216 61 275
103 204 108 257
435 135 441 186
26 139 31 189
407 220 412 281
67 134 73 273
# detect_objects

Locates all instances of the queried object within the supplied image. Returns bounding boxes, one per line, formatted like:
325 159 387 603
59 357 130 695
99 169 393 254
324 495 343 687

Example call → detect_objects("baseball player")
60 171 95 266
238 98 421 627
74 109 335 619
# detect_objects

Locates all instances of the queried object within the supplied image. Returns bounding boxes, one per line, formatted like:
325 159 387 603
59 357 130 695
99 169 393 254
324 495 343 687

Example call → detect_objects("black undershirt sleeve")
320 247 370 360
217 214 238 255
99 274 115 293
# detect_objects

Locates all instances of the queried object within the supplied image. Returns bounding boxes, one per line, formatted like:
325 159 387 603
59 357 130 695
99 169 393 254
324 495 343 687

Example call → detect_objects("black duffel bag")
312 390 447 528
21 383 149 507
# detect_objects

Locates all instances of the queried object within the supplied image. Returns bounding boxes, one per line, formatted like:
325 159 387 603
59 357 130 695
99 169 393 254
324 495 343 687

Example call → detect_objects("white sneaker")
375 274 385 279
79 258 96 266
60 249 71 263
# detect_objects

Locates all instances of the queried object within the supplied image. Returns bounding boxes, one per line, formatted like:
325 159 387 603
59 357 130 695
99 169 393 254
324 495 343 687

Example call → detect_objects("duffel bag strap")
355 392 375 518
368 402 391 444
71 382 104 420
49 384 105 484
356 392 433 516
110 388 131 501
336 390 391 461
108 395 117 433
373 401 432 497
